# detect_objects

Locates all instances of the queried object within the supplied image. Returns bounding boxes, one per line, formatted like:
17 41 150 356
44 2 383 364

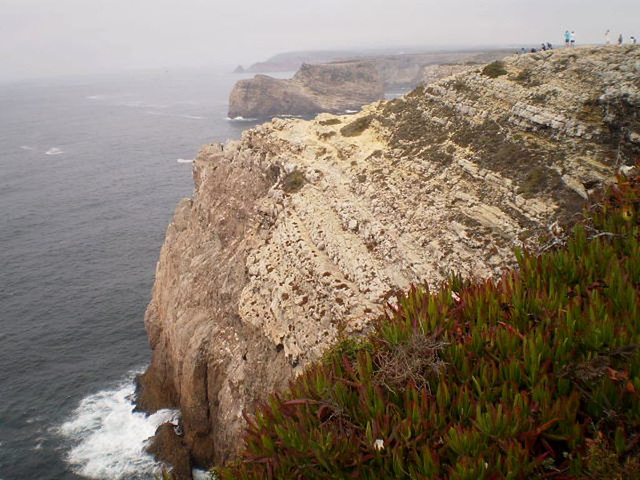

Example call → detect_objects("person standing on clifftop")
570 31 576 47
618 33 623 45
564 30 571 47
605 29 611 45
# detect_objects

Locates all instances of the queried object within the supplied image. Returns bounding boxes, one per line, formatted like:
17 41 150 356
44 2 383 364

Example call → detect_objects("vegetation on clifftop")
482 60 508 78
216 170 640 479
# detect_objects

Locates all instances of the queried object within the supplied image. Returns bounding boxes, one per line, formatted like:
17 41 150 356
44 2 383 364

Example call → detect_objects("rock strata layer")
139 46 640 475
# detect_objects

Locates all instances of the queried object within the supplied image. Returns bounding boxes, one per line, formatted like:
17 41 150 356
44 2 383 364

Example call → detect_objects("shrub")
518 165 546 197
514 69 542 87
281 170 306 193
318 118 342 126
482 61 508 78
319 131 336 141
340 116 372 137
452 80 471 93
217 170 640 479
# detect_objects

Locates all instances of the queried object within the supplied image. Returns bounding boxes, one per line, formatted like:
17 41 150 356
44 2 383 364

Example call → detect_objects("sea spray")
59 374 179 480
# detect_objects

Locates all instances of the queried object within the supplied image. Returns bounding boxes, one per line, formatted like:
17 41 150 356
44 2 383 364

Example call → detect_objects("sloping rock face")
139 46 640 474
228 60 384 118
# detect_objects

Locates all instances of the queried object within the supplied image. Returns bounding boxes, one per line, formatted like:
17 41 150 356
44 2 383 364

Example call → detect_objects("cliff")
138 46 640 476
228 60 384 118
229 50 511 119
243 48 512 87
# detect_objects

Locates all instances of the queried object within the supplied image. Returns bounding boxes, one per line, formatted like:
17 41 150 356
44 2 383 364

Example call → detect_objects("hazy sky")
1 0 638 80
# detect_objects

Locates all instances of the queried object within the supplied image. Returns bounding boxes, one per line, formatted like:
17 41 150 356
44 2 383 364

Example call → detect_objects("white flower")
373 438 385 451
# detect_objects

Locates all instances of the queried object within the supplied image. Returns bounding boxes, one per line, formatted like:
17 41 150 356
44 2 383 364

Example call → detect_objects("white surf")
59 375 179 479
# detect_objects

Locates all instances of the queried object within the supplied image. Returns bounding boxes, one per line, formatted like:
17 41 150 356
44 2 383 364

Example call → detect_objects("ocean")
0 66 263 480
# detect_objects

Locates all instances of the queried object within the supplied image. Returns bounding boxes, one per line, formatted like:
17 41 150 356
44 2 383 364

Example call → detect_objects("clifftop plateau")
138 46 639 477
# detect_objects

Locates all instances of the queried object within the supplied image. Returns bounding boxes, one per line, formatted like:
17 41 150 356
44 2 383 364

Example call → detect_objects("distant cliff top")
243 47 513 74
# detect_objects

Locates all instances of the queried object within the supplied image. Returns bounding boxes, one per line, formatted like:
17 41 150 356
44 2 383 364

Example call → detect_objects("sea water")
0 66 262 480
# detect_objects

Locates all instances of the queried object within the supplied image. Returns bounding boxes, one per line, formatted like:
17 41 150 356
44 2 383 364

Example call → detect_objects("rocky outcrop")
228 61 384 118
139 46 640 475
230 51 512 119
146 423 192 480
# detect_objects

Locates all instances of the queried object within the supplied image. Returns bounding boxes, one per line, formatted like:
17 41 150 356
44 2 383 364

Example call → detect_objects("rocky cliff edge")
138 46 640 476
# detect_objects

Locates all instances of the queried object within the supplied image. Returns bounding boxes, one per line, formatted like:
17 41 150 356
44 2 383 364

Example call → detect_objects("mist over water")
0 67 261 479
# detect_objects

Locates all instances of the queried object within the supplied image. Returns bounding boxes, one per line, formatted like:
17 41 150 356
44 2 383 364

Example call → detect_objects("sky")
0 0 638 81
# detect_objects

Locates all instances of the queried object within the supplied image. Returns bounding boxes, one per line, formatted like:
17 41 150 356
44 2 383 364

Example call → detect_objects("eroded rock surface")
139 46 640 475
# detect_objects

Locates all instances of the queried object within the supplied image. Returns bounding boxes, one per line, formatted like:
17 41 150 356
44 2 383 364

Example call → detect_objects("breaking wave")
45 147 63 156
226 116 258 122
58 374 179 480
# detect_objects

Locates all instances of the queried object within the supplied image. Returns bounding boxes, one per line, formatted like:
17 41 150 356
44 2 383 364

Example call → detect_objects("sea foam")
45 147 63 156
59 376 179 479
176 158 194 164
226 116 258 122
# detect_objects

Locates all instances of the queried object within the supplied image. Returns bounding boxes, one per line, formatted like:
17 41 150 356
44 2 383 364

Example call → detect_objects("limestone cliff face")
140 46 639 475
228 60 384 118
